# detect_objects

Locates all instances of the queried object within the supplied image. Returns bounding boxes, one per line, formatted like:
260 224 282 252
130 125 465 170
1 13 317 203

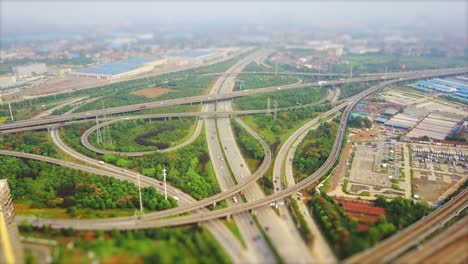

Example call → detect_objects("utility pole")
162 166 168 200
8 102 14 121
349 63 353 79
273 100 278 121
384 66 388 81
275 63 278 78
266 97 271 114
95 116 102 144
137 173 143 213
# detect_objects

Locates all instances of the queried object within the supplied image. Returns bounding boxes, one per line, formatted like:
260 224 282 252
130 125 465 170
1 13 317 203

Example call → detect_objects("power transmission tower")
95 116 103 144
273 100 278 121
162 166 168 200
384 66 388 81
137 173 143 214
275 63 278 78
266 97 271 114
8 102 14 121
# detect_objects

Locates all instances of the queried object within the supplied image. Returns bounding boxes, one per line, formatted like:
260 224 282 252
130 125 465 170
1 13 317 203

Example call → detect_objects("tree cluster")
0 156 176 211
293 122 338 181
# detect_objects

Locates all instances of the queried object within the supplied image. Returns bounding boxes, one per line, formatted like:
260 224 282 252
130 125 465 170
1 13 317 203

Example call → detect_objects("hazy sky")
2 1 467 34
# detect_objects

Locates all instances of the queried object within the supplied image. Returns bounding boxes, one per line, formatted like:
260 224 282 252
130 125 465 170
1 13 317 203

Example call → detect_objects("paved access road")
4 67 463 132
11 67 468 232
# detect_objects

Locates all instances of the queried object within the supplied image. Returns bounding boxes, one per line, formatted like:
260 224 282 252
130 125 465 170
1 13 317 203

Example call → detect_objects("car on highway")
140 105 148 109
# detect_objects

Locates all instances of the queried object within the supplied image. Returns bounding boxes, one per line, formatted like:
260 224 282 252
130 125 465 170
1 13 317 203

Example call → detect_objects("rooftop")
76 58 155 75
173 50 214 58
384 108 399 115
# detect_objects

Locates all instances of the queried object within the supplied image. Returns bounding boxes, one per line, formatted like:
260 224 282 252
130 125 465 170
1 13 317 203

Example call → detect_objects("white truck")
318 80 328 86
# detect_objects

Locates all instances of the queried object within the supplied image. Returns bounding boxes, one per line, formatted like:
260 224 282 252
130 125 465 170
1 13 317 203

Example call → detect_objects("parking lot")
346 141 406 198
411 144 468 202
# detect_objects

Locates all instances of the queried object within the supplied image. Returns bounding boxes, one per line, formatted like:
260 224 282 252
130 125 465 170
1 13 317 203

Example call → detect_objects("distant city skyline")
2 1 467 37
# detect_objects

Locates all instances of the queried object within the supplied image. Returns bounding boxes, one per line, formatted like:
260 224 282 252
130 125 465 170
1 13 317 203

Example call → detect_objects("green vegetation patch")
63 126 221 200
0 131 58 157
19 225 231 264
0 51 249 117
91 118 195 152
293 121 338 181
233 86 327 110
348 116 372 129
338 82 374 100
234 74 297 91
244 62 272 72
231 119 264 172
334 54 467 74
309 193 432 259
0 156 176 217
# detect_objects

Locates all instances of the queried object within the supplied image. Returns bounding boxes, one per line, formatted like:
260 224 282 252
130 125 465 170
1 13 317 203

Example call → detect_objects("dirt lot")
21 76 109 97
130 87 171 98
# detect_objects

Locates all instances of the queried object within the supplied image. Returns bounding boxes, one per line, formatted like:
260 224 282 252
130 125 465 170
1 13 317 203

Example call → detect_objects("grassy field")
90 118 197 152
233 86 327 110
234 74 298 91
0 51 250 118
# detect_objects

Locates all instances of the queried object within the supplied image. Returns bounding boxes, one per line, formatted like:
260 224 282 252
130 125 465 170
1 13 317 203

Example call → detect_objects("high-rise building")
0 179 23 264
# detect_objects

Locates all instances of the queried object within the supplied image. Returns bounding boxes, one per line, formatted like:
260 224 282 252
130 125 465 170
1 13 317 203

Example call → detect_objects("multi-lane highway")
3 67 464 132
211 50 314 262
77 88 332 156
202 51 277 262
2 56 467 264
11 67 468 232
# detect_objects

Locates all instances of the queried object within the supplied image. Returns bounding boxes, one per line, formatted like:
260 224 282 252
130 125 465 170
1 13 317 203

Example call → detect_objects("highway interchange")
1 49 467 263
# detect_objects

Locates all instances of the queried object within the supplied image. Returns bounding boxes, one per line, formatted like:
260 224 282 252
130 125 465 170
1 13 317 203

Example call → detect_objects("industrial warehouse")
408 76 468 103
70 57 167 80
169 49 225 66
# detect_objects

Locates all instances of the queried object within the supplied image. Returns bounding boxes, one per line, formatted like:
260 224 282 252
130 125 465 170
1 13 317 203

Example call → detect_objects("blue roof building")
433 78 468 90
417 80 457 93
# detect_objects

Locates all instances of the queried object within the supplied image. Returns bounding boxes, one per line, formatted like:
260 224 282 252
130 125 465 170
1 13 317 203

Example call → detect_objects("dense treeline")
338 82 373 100
348 116 372 129
333 54 467 74
91 118 194 152
374 196 432 229
293 122 338 181
234 86 327 110
19 225 230 264
309 193 431 258
232 119 264 160
61 123 99 158
51 104 73 115
62 124 220 200
0 156 176 212
0 131 58 157
244 104 332 146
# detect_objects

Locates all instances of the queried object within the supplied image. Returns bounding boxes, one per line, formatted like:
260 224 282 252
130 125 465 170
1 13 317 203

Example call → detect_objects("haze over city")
0 1 467 264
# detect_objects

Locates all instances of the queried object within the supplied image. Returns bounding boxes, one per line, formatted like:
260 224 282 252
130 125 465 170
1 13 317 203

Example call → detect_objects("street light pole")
137 173 143 213
162 166 167 200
